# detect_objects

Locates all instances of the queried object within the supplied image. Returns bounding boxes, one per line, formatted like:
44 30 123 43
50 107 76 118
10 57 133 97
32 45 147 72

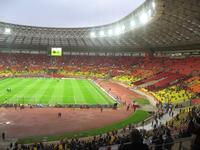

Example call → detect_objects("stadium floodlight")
90 32 96 38
121 25 125 32
108 29 113 36
148 9 152 17
4 28 11 34
152 1 156 9
130 20 135 27
99 31 105 37
114 26 122 35
139 12 148 24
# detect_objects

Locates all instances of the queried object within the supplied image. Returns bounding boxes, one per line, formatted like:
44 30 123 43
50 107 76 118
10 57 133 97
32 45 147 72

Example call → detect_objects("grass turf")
19 110 150 144
133 98 150 105
0 78 115 105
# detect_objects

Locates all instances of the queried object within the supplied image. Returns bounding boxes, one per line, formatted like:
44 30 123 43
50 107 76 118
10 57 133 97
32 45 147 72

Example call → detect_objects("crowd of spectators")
152 86 196 104
0 53 199 78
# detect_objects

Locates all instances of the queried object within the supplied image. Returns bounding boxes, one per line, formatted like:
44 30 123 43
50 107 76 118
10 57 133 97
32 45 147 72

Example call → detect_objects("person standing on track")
2 132 5 140
58 112 62 118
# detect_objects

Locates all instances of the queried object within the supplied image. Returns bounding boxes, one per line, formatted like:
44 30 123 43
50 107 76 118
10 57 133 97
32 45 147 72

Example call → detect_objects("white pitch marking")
74 95 76 104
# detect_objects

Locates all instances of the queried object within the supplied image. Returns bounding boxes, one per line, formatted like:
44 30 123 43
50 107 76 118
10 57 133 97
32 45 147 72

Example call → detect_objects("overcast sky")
0 0 144 28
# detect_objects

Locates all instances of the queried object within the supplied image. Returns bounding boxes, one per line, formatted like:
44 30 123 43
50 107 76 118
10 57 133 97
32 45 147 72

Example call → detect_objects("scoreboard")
51 47 62 56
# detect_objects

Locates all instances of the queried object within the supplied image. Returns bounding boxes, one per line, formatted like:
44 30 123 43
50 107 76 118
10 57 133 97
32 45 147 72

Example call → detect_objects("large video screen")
51 47 62 56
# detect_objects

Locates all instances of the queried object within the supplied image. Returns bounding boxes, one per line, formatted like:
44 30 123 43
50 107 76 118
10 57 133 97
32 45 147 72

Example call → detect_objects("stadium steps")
135 77 166 89
137 109 179 131
133 72 170 86
0 138 17 150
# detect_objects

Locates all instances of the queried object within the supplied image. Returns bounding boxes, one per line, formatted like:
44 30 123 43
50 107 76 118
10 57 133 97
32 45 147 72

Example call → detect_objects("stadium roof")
0 0 145 28
0 0 199 53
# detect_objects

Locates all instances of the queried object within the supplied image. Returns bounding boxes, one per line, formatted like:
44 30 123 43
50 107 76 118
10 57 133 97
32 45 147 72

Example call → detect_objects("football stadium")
0 0 200 149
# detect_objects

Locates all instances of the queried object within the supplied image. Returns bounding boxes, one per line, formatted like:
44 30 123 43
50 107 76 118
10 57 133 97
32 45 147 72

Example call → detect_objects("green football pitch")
0 78 116 105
